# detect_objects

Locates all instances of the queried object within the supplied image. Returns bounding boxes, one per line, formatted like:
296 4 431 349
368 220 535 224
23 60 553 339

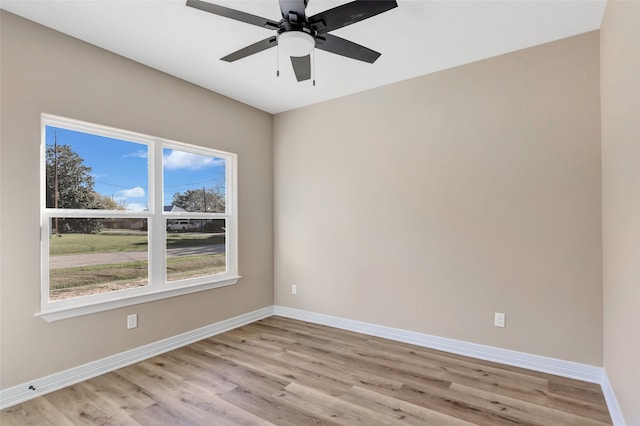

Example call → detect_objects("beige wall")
0 11 273 388
274 32 603 365
601 1 640 424
2 2 627 404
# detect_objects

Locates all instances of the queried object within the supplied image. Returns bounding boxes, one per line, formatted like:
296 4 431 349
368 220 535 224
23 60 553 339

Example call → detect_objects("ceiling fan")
186 0 398 83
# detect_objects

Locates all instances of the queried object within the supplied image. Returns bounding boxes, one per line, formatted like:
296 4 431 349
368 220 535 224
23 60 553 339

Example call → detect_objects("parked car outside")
167 220 198 232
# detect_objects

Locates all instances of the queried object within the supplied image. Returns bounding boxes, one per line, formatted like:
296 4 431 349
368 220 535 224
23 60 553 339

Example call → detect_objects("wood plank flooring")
1 316 612 425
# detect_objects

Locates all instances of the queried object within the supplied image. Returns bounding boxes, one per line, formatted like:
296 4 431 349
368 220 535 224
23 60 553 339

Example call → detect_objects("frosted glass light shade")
279 31 314 57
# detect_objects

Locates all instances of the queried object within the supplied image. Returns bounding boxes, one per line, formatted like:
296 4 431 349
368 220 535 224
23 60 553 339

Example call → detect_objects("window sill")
37 276 241 322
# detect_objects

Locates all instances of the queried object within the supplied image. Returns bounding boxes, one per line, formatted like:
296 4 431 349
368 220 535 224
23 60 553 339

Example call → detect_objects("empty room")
0 0 638 424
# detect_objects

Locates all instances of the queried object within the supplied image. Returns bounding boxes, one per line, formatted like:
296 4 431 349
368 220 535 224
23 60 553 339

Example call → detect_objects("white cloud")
125 203 148 212
163 150 224 170
113 187 147 211
117 186 145 198
124 150 148 159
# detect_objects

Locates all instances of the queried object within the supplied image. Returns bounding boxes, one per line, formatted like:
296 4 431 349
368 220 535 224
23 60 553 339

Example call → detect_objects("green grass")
49 253 226 300
166 253 226 282
50 233 147 255
50 232 225 256
48 232 227 300
49 260 149 290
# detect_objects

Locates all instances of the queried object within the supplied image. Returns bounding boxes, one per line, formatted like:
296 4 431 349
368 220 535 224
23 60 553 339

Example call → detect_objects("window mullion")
40 216 51 312
150 140 166 287
43 209 152 219
228 153 238 278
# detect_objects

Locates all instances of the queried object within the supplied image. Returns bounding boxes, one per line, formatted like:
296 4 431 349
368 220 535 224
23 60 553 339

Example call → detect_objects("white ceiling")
1 0 607 114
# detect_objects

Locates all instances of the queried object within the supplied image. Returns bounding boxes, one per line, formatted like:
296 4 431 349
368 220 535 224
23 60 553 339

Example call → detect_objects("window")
39 114 238 321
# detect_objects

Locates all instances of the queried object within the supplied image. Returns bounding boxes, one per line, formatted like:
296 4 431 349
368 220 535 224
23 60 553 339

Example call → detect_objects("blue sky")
46 126 225 211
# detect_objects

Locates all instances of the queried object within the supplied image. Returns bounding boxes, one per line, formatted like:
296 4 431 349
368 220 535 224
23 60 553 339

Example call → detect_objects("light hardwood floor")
1 316 612 425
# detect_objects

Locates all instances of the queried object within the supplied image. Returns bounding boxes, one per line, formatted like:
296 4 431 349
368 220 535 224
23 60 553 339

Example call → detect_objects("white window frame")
38 114 239 322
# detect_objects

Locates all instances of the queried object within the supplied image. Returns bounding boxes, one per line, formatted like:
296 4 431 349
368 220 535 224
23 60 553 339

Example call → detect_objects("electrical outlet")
291 284 297 295
494 312 506 328
127 314 138 329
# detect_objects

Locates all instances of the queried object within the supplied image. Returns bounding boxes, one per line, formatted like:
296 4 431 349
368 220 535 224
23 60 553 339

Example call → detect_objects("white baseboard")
274 306 603 383
600 371 627 426
0 306 274 410
1 304 627 425
274 305 627 425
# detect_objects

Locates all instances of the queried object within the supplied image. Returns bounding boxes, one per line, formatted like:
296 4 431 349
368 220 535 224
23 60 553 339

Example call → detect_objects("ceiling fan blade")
221 37 278 62
186 0 279 30
278 0 308 21
290 55 311 81
316 34 381 63
308 0 398 35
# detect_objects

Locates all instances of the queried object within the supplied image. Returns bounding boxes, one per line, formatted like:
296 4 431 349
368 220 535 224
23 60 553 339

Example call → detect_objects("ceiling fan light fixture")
278 31 315 57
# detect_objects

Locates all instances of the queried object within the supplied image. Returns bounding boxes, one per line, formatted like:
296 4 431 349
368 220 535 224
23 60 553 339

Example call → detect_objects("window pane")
163 148 226 213
45 126 148 211
166 219 226 282
49 218 148 300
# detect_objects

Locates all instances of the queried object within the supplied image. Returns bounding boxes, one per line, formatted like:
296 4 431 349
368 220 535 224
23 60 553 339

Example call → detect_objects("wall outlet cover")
494 312 506 328
127 314 138 329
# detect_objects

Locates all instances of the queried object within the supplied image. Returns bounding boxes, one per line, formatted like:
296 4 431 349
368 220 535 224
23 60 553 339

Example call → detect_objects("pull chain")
312 48 316 86
276 37 280 77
